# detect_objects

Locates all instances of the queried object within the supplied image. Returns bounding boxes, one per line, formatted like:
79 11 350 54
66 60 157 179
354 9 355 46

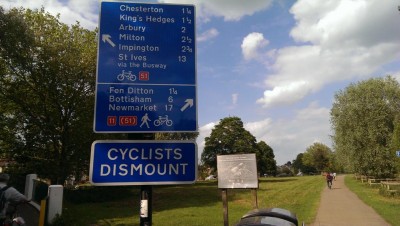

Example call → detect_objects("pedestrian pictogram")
140 113 151 129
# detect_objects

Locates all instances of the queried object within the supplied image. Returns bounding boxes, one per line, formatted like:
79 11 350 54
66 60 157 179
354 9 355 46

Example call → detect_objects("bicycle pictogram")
117 70 137 81
154 115 173 127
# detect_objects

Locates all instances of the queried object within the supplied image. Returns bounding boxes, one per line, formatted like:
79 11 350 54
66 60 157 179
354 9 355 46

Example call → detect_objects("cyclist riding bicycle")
326 172 333 189
0 173 29 225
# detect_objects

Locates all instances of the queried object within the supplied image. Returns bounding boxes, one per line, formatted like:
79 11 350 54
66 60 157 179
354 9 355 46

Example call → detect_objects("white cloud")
256 80 310 108
241 32 270 61
257 0 400 108
0 0 98 29
232 93 238 105
245 102 331 164
244 118 272 139
197 28 219 42
197 122 216 161
1 0 275 30
393 72 400 83
197 102 331 165
158 0 273 22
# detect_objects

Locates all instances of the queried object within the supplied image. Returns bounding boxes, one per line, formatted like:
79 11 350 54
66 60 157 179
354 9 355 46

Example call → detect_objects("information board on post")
90 140 197 185
217 154 258 189
94 1 197 133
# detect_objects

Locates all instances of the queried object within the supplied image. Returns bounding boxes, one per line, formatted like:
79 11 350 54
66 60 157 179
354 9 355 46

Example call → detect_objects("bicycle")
327 180 332 189
2 216 25 226
154 115 173 127
117 70 137 82
1 202 29 226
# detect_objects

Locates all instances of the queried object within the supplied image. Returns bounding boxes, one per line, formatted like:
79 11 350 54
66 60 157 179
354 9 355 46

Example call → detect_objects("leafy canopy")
331 76 400 177
201 116 276 174
0 7 97 183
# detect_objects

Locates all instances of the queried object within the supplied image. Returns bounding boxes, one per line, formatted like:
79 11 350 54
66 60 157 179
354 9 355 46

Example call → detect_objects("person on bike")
0 173 29 224
326 172 333 189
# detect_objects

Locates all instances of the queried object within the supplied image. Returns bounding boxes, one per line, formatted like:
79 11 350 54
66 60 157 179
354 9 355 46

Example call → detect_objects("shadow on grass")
64 178 303 222
153 181 221 211
63 181 223 221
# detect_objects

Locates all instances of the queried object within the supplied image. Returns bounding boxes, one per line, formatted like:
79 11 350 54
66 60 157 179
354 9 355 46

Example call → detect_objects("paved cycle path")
311 175 390 226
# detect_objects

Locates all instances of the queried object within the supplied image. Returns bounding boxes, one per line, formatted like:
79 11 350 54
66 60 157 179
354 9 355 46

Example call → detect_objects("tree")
0 7 97 183
292 153 317 174
155 132 198 141
331 76 400 177
389 116 400 172
256 141 277 176
201 116 258 170
302 142 332 173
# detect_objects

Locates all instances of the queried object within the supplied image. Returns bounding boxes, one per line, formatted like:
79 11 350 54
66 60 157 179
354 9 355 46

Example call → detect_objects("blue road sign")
94 1 196 132
90 140 197 185
396 150 400 157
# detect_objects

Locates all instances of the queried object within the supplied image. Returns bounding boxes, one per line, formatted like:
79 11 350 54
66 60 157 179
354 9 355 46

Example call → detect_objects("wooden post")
221 189 229 226
252 188 258 209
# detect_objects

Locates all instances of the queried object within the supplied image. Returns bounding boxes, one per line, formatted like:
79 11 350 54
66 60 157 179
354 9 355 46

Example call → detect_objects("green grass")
345 175 400 225
61 176 325 226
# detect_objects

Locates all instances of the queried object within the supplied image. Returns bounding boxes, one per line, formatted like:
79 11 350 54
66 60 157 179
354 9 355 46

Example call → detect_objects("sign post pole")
140 185 152 226
252 188 258 209
128 133 154 226
221 189 229 226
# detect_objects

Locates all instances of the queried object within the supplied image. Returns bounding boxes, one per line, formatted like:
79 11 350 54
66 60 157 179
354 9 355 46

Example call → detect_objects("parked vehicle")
205 175 217 181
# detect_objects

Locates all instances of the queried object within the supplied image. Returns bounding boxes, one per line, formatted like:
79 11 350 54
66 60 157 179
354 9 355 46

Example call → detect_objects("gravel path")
310 175 390 226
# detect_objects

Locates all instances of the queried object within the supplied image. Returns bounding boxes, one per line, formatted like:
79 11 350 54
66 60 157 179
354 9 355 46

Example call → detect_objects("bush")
378 187 400 197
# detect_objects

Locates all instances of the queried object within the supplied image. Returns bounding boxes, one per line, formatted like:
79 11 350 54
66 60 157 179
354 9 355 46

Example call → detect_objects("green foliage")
155 132 199 140
292 153 317 174
0 7 97 183
389 117 400 172
256 141 277 176
331 76 400 177
302 142 332 172
201 116 278 175
201 117 277 175
201 117 258 170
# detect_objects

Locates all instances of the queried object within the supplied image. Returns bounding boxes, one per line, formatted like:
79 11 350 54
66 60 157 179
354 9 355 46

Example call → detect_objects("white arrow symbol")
102 34 115 47
181 99 194 112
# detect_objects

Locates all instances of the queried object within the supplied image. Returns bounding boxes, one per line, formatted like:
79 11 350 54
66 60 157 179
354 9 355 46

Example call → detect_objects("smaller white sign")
217 154 258 189
396 150 400 157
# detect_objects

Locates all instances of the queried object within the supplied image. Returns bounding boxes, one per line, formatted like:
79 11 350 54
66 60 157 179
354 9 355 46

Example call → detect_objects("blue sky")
2 0 400 165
